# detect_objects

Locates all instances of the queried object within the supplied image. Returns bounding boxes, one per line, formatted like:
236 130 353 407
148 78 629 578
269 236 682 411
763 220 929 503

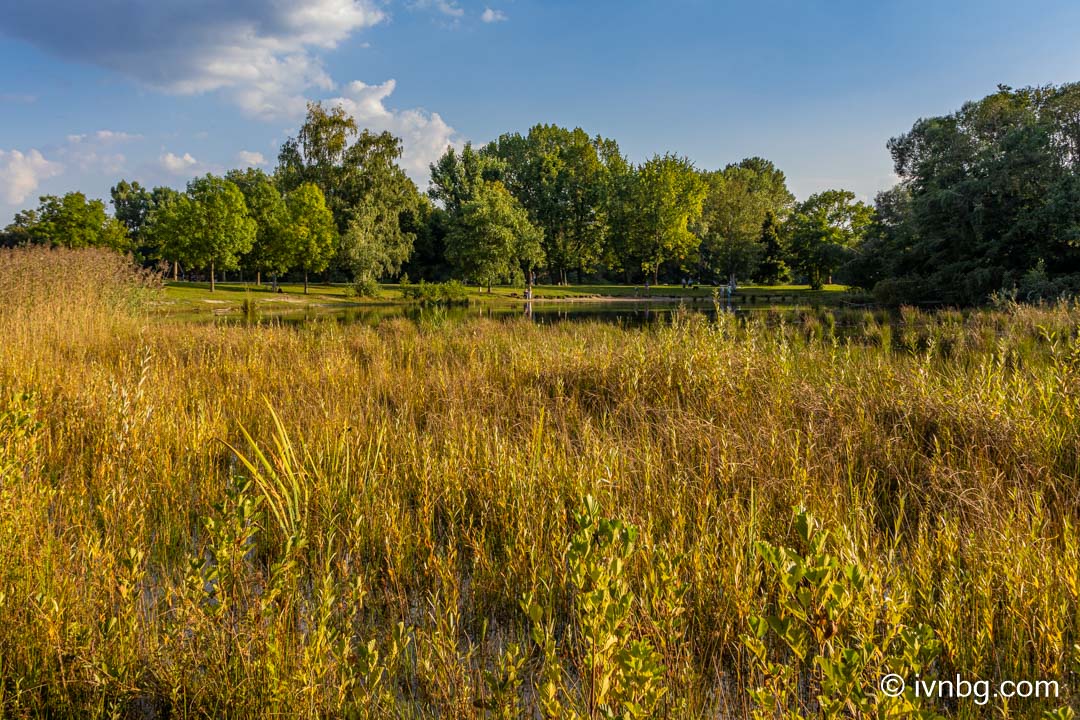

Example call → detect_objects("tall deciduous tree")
142 187 187 280
595 138 638 281
278 102 418 236
284 182 336 293
110 180 153 259
446 181 543 291
754 211 789 285
485 125 609 284
631 154 707 284
698 158 794 283
860 83 1080 304
183 175 257 292
226 168 291 285
429 142 500 215
786 189 873 289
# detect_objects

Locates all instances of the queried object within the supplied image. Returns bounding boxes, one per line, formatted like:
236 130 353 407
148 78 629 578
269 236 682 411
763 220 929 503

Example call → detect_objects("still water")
221 299 766 327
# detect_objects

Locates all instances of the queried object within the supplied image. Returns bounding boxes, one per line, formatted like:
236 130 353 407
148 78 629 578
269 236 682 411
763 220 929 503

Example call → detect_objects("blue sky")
2 0 1079 223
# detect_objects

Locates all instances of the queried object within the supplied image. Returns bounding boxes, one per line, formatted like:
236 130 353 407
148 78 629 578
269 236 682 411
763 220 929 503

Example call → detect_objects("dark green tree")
226 168 291 285
110 180 153 259
786 190 873 290
857 83 1080 304
446 181 544 291
754 211 789 285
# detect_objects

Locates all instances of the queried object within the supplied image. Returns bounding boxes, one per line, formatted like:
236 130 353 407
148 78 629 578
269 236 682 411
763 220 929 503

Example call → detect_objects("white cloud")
93 130 143 143
3 1 386 119
481 8 507 22
328 79 460 182
0 149 64 204
237 150 267 166
413 0 464 18
57 132 137 175
160 151 199 175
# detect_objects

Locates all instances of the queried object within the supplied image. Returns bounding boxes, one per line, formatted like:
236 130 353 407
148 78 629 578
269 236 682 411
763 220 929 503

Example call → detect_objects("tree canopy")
631 154 708 284
445 181 544 290
848 82 1080 304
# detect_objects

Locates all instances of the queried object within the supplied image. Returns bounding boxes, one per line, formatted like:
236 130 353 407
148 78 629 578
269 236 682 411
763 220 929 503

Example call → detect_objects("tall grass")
0 248 1078 718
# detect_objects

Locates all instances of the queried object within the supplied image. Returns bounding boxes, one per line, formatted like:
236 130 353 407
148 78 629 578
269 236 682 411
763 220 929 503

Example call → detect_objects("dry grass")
0 248 1078 718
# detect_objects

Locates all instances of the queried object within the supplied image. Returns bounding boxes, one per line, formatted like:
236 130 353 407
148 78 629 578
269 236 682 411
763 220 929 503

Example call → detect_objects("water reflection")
224 300 745 328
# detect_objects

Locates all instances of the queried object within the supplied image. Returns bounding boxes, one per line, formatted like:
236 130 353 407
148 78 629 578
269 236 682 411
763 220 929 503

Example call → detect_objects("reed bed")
0 248 1078 718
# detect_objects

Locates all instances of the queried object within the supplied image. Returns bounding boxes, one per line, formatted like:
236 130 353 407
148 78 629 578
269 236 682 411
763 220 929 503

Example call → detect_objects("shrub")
400 279 469 305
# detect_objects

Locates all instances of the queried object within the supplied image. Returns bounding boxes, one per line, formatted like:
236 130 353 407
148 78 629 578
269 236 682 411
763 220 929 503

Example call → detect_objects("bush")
400 279 469 305
346 277 382 299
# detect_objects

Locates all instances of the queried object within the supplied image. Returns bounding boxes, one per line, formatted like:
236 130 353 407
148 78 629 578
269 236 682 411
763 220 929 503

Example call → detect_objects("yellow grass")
0 247 1078 718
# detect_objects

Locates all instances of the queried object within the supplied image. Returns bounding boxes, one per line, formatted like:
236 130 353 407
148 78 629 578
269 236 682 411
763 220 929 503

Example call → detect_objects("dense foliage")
848 83 1080 304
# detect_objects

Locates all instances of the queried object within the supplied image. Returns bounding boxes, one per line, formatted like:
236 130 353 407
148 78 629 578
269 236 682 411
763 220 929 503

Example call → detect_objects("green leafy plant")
743 507 942 719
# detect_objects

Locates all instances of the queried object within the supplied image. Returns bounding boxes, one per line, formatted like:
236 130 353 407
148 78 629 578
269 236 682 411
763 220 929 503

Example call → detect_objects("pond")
202 298 787 327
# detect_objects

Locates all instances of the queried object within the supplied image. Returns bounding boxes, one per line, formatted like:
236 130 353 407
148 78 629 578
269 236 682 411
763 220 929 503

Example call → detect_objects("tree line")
6 82 1080 304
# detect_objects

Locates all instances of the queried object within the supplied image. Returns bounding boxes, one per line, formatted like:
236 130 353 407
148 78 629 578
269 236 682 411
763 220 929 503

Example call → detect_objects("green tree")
429 142 500 215
277 103 419 266
110 180 153 259
277 102 357 216
485 125 609 284
754 211 789 285
698 158 794 283
339 199 414 284
142 187 187 280
631 154 707 284
284 183 337 294
2 208 40 247
786 190 873 290
862 83 1080 304
183 175 257 292
400 197 451 281
446 181 544 291
226 168 291 285
595 138 639 281
26 192 130 251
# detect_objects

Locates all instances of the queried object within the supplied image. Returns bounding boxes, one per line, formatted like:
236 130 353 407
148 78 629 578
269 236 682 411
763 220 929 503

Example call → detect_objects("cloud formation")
328 79 460 182
412 0 465 18
0 149 63 204
237 150 268 167
481 8 508 23
160 151 199 175
0 0 385 118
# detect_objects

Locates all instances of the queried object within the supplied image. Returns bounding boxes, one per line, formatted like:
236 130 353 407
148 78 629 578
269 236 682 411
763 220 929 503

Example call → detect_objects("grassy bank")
1 248 1078 718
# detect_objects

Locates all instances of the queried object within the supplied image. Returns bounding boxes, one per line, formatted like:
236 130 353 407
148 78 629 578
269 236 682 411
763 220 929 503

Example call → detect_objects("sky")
2 0 1080 223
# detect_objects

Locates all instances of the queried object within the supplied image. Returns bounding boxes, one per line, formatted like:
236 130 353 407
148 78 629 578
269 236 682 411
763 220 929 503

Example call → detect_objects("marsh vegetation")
0 248 1078 718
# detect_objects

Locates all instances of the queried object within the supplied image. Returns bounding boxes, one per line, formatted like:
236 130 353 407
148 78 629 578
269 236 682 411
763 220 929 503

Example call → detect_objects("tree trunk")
210 261 215 292
653 265 659 286
304 271 309 295
256 271 261 287
173 261 178 282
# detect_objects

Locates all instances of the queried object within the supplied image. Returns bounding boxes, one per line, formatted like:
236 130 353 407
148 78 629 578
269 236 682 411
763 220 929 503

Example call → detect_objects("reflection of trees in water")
219 301 884 330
